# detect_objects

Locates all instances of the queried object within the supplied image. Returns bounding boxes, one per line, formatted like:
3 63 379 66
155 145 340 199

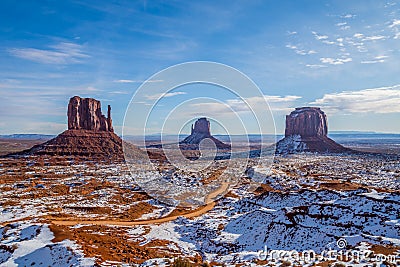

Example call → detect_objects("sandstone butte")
180 117 231 150
276 107 349 154
12 96 144 161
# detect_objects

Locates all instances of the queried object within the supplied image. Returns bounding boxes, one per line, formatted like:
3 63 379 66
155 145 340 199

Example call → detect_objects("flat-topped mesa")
67 96 113 132
181 117 230 149
285 107 327 137
276 107 349 154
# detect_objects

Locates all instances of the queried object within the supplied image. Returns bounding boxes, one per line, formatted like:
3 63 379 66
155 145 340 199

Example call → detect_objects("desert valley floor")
0 138 400 266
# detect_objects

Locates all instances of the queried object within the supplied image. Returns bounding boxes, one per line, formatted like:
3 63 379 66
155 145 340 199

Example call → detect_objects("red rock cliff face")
276 107 349 153
67 96 113 132
285 107 327 137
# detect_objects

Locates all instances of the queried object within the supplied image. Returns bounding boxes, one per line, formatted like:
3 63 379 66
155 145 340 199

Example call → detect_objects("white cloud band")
311 85 400 113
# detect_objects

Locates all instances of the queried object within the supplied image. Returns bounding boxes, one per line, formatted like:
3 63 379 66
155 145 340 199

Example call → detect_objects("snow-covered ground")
1 153 399 266
132 187 399 264
0 222 94 267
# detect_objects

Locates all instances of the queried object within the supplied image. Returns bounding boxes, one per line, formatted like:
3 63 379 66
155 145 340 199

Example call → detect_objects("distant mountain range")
329 131 379 134
0 134 56 139
1 131 399 140
129 131 396 137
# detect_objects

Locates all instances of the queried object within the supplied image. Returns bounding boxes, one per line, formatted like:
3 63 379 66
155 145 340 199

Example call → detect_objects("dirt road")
51 182 229 226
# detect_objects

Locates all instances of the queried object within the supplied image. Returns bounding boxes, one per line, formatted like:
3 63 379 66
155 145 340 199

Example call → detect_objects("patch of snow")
145 221 196 255
360 189 387 200
276 135 308 154
0 206 44 223
140 258 171 266
1 222 95 267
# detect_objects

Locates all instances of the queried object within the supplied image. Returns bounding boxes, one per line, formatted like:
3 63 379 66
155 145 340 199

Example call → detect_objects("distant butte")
276 107 349 154
12 96 144 161
180 118 230 149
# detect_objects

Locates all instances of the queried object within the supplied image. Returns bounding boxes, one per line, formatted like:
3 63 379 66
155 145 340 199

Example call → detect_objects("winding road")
51 182 229 226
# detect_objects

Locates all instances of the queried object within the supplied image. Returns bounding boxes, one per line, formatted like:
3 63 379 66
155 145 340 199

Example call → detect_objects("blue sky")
1 0 400 135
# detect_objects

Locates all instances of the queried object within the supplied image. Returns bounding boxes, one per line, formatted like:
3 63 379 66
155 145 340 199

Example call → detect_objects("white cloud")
361 60 385 64
394 32 400 39
341 14 355 19
8 42 89 64
311 85 400 113
296 49 317 55
336 22 347 27
306 64 327 68
263 95 302 103
357 45 368 52
109 90 130 95
362 35 386 41
361 55 388 64
51 42 88 58
113 79 163 83
287 31 297 35
286 44 297 50
286 44 316 55
389 19 400 28
385 2 397 7
336 38 344 46
0 90 67 132
320 57 352 65
335 22 350 30
145 91 187 100
322 40 336 45
114 79 136 83
312 31 329 40
353 33 364 39
189 95 302 116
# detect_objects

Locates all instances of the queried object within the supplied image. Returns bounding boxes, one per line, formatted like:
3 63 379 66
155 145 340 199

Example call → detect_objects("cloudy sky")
1 0 400 135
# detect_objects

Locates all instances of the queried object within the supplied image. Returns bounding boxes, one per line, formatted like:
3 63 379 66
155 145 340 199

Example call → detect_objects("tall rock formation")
14 96 143 161
67 96 113 132
191 118 211 135
285 107 327 137
180 118 230 149
276 107 349 154
107 105 113 132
